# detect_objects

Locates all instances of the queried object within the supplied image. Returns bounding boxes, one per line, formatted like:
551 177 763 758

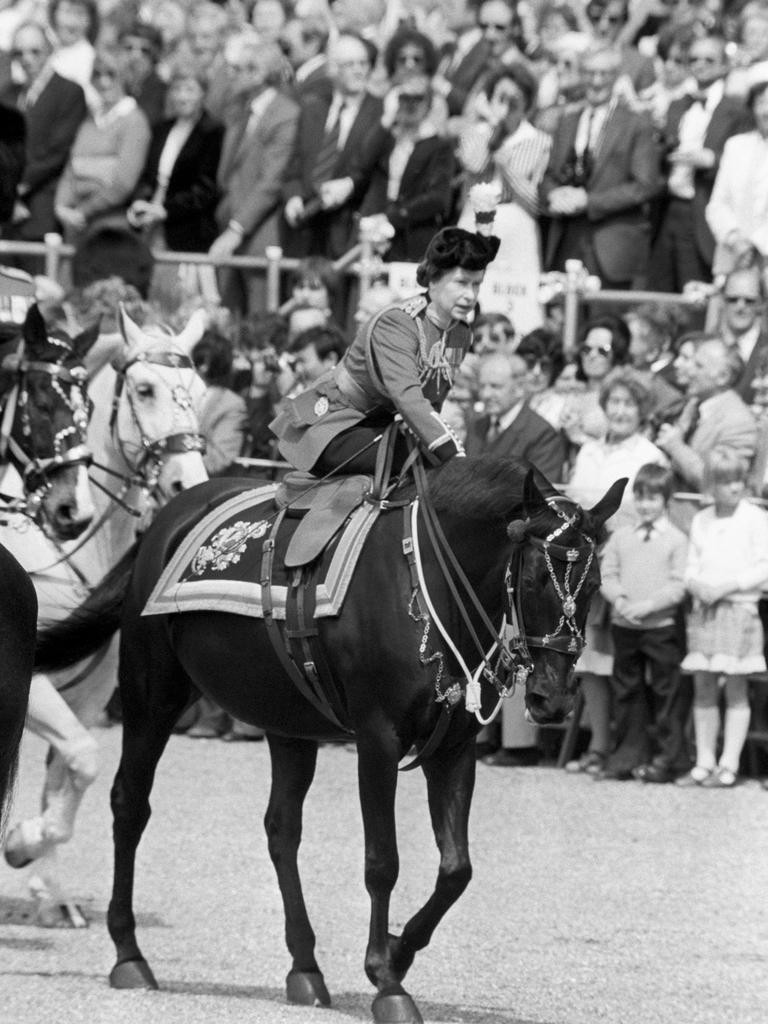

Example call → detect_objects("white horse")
3 307 209 926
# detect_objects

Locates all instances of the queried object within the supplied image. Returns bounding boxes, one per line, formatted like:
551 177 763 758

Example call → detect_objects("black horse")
0 543 36 836
0 303 99 830
36 456 624 1024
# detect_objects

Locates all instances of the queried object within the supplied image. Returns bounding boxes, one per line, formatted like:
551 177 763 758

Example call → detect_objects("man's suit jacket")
216 90 299 256
672 387 757 489
735 328 768 404
1 72 86 239
662 94 753 265
293 59 333 105
465 403 567 484
282 91 382 258
356 128 456 263
134 110 224 252
540 102 662 283
0 102 25 225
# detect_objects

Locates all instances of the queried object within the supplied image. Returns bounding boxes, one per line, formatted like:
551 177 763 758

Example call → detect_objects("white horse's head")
111 306 209 501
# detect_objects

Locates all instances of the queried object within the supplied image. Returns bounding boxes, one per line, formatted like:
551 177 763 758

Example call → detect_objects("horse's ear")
174 308 207 355
118 303 146 350
522 467 547 515
22 303 48 355
71 317 102 362
585 477 628 533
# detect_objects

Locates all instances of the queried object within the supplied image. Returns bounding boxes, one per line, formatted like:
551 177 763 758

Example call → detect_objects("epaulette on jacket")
397 294 428 318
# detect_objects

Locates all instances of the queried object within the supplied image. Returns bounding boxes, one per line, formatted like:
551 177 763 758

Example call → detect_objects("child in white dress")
678 447 768 787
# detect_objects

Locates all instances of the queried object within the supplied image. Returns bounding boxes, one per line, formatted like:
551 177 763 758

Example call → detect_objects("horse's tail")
35 540 139 673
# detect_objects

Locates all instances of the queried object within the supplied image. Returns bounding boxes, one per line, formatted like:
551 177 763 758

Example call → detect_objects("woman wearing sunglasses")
54 48 151 244
560 314 630 451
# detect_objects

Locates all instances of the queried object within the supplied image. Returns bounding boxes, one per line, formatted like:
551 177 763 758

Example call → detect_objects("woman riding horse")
270 226 500 475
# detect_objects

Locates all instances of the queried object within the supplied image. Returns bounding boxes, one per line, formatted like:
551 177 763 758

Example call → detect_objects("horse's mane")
427 454 558 521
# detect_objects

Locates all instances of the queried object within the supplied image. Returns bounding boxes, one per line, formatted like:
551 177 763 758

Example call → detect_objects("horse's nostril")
57 504 74 522
170 479 184 495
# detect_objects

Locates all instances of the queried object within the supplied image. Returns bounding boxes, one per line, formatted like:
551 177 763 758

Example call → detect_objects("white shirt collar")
295 54 326 83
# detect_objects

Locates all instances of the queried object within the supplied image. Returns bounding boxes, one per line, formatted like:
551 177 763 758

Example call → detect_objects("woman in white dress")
456 62 551 278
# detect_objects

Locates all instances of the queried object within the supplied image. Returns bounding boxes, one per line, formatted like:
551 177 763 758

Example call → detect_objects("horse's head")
0 304 97 540
110 306 208 501
504 469 626 724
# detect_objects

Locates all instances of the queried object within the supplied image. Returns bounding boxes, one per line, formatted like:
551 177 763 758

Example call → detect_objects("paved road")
2 725 767 1024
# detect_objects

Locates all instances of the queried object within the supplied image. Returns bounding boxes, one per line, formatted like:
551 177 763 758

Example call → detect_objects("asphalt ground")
1 725 767 1024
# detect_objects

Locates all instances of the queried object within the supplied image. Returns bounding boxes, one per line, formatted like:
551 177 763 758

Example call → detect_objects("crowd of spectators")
4 0 768 778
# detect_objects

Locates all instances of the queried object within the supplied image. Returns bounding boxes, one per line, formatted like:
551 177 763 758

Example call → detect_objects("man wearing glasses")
649 32 752 292
1 20 86 250
432 0 528 118
540 43 660 290
719 265 768 403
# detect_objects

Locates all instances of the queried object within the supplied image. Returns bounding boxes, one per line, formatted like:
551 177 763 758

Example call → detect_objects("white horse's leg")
5 674 98 866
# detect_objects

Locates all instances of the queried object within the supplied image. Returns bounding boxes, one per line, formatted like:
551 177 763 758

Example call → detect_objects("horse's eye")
134 384 155 400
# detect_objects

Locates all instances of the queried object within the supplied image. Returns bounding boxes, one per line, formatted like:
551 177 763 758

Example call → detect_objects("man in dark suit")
648 32 753 291
466 350 567 483
281 15 333 104
720 264 768 403
540 43 661 289
433 0 528 118
283 31 381 260
353 72 456 263
212 36 299 315
118 22 168 128
1 20 86 247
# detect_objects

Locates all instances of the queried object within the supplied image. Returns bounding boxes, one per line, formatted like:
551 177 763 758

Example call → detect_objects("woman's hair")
656 22 695 61
192 329 235 387
702 445 749 491
383 26 438 77
49 0 100 44
483 61 538 111
575 314 630 381
516 326 564 385
598 365 653 423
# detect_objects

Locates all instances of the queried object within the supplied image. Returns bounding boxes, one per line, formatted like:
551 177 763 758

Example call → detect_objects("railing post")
562 259 584 361
265 245 282 312
356 226 375 314
43 232 63 283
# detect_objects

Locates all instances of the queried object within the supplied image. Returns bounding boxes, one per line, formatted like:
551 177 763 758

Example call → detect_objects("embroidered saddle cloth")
143 482 381 620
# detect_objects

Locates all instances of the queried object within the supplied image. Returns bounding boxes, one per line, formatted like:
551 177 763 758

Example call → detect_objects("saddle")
275 471 372 568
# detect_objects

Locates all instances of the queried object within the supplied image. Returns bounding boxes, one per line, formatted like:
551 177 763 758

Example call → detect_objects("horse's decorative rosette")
190 519 269 576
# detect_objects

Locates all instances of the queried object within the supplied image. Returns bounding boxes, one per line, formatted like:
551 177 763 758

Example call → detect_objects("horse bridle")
503 499 596 683
96 347 206 511
0 346 92 521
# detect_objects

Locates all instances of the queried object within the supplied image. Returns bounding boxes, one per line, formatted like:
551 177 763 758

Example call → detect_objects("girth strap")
260 510 351 733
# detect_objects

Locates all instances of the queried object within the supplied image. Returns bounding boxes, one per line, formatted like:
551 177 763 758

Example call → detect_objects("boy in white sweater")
598 463 688 782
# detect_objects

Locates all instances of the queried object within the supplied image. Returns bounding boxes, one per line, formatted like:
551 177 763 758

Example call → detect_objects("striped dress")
457 118 552 272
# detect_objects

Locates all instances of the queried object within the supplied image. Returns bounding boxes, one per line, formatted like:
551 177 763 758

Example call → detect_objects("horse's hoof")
286 969 331 1006
372 991 424 1023
4 823 43 868
35 902 89 929
109 958 159 990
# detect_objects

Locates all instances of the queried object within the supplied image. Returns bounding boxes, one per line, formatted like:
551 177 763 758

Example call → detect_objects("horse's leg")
107 634 191 990
5 674 98 872
388 740 476 980
355 729 424 1024
264 734 330 1007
